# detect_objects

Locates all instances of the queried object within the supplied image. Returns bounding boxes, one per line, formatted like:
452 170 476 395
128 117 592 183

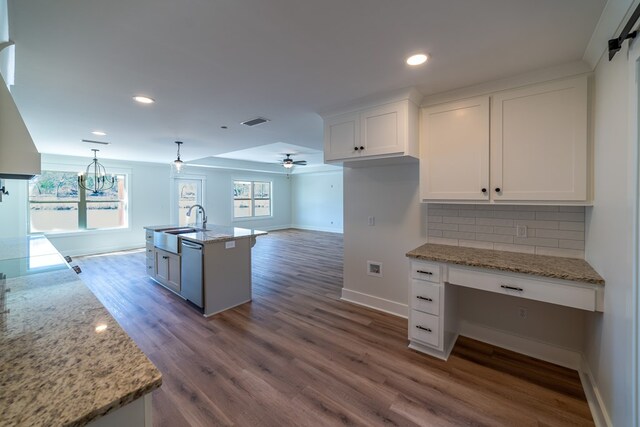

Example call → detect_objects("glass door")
174 178 203 227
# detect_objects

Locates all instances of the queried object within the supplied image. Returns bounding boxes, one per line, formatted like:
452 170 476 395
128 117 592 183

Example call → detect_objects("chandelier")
78 149 115 194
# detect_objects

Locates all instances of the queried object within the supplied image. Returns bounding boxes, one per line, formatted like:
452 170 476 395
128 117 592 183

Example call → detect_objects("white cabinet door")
360 101 405 157
420 97 490 201
491 76 588 201
323 111 360 161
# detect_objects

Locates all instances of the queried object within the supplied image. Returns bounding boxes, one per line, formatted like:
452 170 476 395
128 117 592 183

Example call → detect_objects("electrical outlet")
368 216 375 226
516 225 527 237
518 307 528 319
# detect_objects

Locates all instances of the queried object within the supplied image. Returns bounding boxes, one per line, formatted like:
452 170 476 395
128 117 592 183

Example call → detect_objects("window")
233 180 271 219
29 170 128 233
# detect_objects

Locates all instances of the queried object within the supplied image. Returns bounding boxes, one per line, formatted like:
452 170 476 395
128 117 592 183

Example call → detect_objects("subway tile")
559 206 586 212
459 210 494 218
536 212 585 221
475 233 514 244
428 229 443 237
531 206 559 212
493 226 517 236
559 221 585 231
456 204 476 210
429 209 459 217
559 239 585 250
474 204 496 210
491 205 515 211
535 247 584 259
429 223 458 231
459 240 494 250
443 231 476 240
459 225 494 233
443 216 476 225
514 220 559 230
514 237 558 248
493 210 536 220
427 236 459 246
476 218 515 227
427 215 443 223
493 243 536 254
535 229 584 241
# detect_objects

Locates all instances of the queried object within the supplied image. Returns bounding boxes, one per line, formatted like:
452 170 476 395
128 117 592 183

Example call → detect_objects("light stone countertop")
0 237 162 426
145 224 267 244
406 243 604 285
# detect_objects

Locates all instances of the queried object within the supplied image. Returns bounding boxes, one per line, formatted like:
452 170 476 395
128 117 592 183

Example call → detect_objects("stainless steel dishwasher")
180 240 204 308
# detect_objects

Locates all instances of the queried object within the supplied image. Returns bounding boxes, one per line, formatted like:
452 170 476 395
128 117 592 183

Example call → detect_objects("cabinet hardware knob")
481 188 487 193
354 146 359 151
500 284 523 292
416 325 432 333
359 146 364 150
416 270 433 275
417 296 433 302
162 256 169 260
495 187 501 193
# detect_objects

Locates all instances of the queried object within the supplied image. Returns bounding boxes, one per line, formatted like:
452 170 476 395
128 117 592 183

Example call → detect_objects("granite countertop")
0 236 162 426
406 243 604 285
145 224 267 244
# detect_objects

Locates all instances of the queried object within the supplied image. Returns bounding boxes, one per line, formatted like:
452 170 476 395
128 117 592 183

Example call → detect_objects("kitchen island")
144 225 267 316
0 236 162 426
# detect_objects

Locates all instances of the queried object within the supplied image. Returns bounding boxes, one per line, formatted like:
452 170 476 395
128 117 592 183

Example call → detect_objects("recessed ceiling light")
133 95 155 104
406 54 428 66
91 130 107 136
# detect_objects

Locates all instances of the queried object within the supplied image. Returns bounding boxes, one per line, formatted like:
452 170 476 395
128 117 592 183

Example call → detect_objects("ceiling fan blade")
293 160 307 165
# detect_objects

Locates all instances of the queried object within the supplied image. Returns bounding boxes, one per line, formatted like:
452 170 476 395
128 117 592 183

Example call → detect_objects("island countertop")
145 224 267 244
0 236 162 426
406 243 604 285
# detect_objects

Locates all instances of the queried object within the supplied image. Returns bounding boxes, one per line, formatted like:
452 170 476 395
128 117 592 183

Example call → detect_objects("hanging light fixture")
78 149 115 194
173 141 184 173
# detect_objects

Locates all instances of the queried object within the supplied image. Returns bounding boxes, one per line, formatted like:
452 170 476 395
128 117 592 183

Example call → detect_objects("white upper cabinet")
420 97 490 201
491 77 588 201
420 75 589 204
323 92 420 164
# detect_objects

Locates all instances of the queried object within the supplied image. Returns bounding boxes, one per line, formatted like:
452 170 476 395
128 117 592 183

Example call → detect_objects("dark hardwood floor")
77 229 594 426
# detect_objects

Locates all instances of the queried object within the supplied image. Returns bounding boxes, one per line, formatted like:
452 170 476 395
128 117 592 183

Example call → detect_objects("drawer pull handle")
416 325 432 333
162 256 169 260
416 270 433 275
416 296 433 302
500 285 524 292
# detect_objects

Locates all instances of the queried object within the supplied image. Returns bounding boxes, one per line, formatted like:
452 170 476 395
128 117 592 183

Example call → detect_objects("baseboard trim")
579 356 613 427
458 320 582 370
290 224 343 234
340 288 408 318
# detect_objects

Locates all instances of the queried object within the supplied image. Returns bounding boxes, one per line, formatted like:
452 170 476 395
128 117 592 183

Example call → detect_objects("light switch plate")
225 241 236 249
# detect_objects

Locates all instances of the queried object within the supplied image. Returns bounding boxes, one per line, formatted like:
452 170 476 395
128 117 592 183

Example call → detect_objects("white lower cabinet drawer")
411 280 441 316
448 266 600 311
410 261 441 283
409 310 440 348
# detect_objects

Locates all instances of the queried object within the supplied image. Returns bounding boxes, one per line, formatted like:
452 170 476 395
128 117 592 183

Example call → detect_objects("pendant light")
78 149 115 194
173 141 184 173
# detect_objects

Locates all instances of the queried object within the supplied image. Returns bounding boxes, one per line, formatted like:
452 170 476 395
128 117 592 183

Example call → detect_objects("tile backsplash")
426 204 585 259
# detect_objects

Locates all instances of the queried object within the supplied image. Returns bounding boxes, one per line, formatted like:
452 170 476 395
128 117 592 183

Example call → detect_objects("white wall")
0 177 27 238
342 163 426 315
584 37 637 426
291 170 343 233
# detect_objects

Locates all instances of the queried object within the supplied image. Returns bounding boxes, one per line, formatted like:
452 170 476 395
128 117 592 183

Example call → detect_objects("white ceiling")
6 0 606 165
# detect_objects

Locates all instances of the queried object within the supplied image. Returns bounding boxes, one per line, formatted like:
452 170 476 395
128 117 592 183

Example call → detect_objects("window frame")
28 165 131 236
232 180 273 220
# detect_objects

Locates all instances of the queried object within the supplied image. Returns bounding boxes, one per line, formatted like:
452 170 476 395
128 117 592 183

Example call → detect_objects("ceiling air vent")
82 139 110 145
241 117 270 127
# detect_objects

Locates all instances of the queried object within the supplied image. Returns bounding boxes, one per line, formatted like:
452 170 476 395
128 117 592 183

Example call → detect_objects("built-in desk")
405 243 605 361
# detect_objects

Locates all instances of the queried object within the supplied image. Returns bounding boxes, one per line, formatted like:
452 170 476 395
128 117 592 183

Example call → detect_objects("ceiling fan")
280 153 307 169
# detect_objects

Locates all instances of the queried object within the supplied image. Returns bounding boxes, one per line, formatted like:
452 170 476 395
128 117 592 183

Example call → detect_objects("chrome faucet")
186 204 207 229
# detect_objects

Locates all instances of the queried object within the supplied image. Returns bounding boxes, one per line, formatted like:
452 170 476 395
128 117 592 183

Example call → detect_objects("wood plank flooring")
76 229 594 426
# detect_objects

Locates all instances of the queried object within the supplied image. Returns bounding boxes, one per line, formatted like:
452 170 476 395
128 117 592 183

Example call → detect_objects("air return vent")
241 117 270 127
82 139 110 145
